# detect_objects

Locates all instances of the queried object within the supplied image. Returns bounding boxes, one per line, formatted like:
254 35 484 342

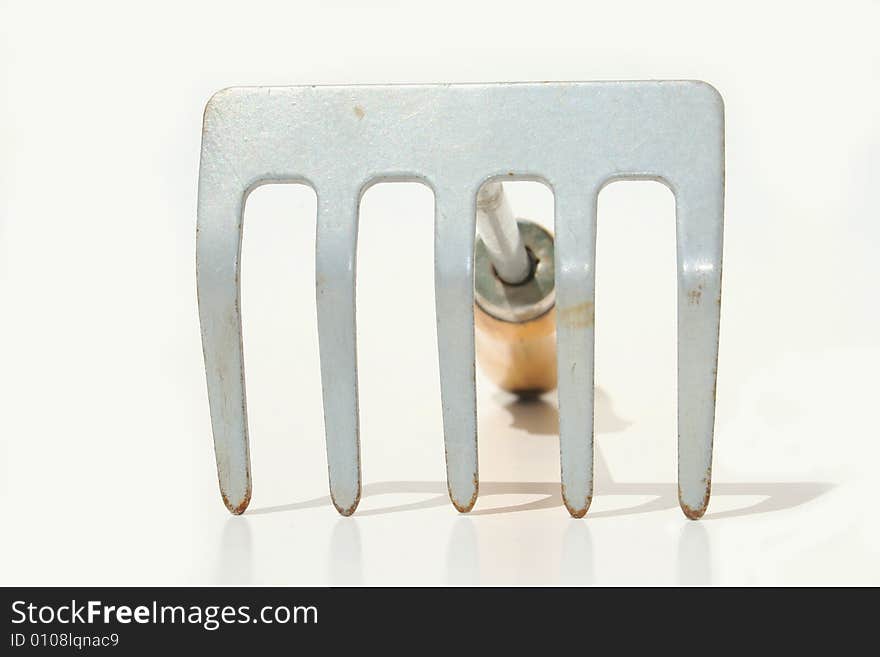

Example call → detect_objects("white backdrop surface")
1 0 878 585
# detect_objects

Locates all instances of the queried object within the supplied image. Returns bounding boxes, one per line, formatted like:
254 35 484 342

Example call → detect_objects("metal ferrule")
474 219 555 323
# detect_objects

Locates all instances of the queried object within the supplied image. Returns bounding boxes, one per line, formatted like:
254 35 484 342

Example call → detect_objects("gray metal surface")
196 81 724 519
475 220 555 323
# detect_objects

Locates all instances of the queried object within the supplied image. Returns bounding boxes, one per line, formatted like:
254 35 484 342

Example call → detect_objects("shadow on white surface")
247 393 832 520
247 477 830 520
221 395 834 585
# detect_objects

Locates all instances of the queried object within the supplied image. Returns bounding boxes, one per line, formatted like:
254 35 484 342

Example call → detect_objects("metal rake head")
197 81 724 519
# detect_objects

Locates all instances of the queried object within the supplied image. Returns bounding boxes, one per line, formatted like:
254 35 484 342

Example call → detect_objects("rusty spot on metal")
688 283 704 305
559 301 594 329
353 105 365 120
333 486 362 517
222 487 252 515
447 474 479 513
678 475 712 520
561 483 591 518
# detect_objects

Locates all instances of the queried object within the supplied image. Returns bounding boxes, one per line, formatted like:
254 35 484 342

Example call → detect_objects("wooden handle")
474 303 557 395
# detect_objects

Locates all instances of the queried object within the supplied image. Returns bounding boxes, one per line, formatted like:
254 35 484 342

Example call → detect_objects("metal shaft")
476 182 531 284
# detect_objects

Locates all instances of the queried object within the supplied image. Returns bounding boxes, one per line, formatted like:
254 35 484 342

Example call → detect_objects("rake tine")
196 102 252 514
316 187 363 516
675 179 724 520
554 184 598 518
435 187 479 513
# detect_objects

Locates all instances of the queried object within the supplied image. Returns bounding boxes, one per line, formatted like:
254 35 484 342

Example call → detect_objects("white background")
1 0 878 585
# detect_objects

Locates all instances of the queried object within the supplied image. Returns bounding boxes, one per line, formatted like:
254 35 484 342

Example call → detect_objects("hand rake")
196 81 724 520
